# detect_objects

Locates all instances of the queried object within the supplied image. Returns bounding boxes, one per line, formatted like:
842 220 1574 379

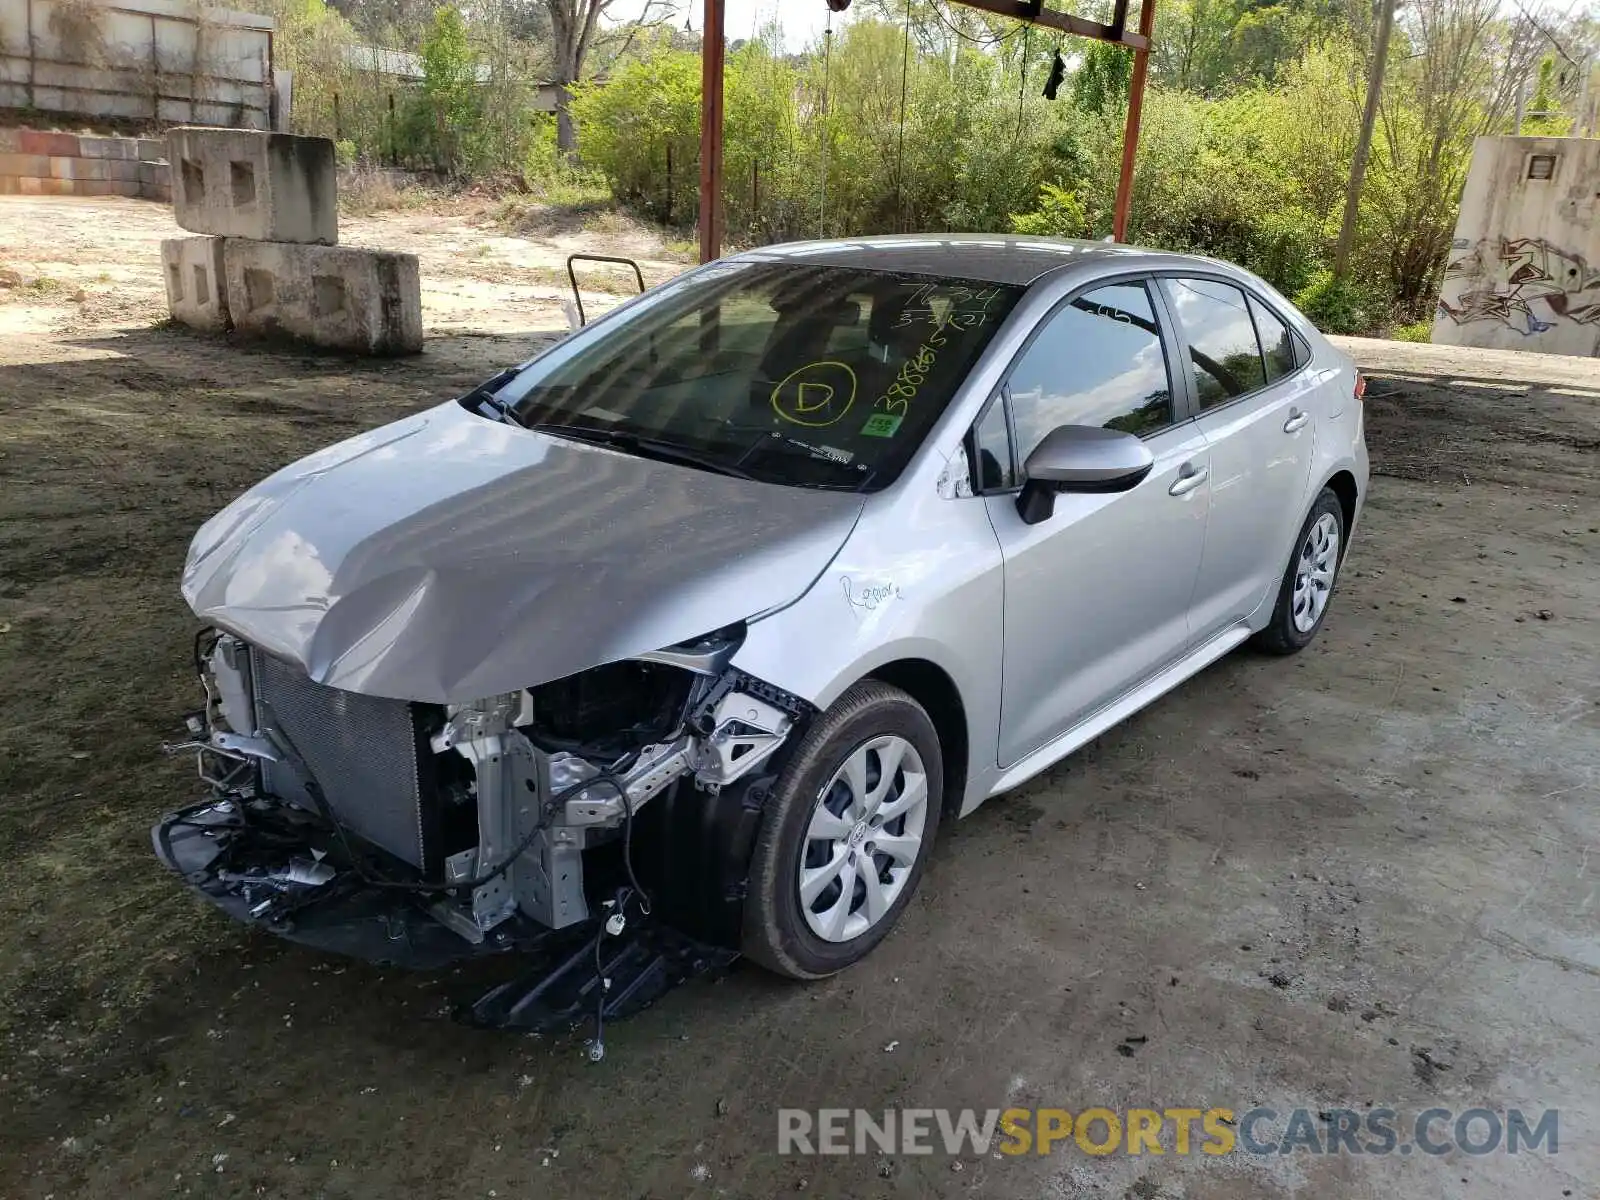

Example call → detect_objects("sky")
603 1 853 52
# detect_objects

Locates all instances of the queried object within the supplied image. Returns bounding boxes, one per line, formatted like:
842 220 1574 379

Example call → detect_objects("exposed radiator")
250 649 436 872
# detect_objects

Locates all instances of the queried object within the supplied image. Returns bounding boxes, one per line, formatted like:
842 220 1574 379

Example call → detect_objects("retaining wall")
0 128 169 199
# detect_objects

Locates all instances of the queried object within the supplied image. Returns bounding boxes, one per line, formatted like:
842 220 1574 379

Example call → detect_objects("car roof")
730 234 1155 287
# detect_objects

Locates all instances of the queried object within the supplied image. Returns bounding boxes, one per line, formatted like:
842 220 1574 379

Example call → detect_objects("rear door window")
1248 295 1298 384
1164 277 1268 410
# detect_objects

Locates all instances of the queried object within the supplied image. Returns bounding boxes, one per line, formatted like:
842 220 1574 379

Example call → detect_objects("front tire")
742 681 943 979
1254 487 1346 655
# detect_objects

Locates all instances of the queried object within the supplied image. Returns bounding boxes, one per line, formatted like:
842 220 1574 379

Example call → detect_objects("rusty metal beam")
697 0 726 263
949 0 1149 51
694 0 1155 259
1112 0 1157 242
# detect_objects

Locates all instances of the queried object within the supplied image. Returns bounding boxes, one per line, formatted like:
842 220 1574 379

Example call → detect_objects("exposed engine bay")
154 626 811 1034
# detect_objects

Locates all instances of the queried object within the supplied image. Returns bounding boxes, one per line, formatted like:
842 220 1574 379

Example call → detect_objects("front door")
980 280 1211 767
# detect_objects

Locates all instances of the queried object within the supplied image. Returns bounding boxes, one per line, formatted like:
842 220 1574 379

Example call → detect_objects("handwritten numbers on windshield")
871 284 1004 432
771 360 859 428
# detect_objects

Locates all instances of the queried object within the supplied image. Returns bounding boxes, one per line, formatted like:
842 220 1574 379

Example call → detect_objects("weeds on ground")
660 238 699 263
339 169 444 218
0 269 80 302
495 164 615 238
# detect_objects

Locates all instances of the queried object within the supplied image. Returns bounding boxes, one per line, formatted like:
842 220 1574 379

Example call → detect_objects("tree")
540 0 616 150
326 0 444 42
418 5 482 173
541 0 684 150
1333 0 1394 280
1073 39 1133 114
1523 55 1572 134
1364 0 1554 309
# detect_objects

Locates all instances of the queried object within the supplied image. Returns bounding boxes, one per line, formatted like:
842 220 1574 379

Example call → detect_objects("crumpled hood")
183 401 863 702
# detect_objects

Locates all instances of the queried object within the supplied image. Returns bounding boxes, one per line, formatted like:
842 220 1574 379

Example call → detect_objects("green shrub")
1293 270 1380 336
417 7 483 176
1010 184 1090 239
1392 319 1433 343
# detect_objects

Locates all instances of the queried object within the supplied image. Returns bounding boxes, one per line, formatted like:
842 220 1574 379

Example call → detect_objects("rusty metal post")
698 0 726 263
1112 0 1156 243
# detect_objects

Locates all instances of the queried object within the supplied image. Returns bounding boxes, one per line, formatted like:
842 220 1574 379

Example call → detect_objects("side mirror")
1016 424 1155 525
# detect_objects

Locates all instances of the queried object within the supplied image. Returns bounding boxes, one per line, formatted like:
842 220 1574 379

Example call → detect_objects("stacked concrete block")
162 237 230 332
169 127 337 245
223 242 423 355
162 127 421 355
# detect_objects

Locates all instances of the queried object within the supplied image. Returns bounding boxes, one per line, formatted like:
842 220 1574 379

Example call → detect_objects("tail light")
1353 372 1367 401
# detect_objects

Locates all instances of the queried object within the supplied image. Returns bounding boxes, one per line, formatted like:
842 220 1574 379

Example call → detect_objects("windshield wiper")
523 423 761 481
458 368 521 423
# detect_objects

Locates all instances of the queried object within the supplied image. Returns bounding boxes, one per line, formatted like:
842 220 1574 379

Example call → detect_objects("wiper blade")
458 368 522 422
523 424 761 481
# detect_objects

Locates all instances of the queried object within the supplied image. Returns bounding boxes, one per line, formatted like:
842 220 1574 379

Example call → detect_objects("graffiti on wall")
1437 236 1600 335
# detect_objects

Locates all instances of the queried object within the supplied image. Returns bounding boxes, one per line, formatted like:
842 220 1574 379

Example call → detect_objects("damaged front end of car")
154 623 812 1036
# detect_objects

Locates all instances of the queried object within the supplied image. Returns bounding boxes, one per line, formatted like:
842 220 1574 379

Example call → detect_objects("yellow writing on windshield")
771 361 859 428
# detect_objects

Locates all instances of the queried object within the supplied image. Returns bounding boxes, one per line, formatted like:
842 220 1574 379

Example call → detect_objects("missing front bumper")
151 797 737 1033
152 798 549 971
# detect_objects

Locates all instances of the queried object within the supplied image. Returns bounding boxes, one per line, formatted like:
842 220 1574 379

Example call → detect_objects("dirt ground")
1 195 1598 1200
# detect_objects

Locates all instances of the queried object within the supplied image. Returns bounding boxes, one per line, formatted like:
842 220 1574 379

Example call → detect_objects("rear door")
978 279 1210 766
1158 277 1318 642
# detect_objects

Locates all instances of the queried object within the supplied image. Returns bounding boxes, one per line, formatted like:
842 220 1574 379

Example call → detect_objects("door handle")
1283 408 1310 433
1168 463 1208 497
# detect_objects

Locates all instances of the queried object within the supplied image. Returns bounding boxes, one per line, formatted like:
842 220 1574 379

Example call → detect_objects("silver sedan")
160 236 1368 998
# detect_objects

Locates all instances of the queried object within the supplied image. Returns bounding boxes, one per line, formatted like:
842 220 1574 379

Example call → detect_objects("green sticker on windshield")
860 412 903 438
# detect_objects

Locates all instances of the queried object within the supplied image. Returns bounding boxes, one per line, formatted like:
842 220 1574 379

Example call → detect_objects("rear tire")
1253 486 1346 655
741 681 943 980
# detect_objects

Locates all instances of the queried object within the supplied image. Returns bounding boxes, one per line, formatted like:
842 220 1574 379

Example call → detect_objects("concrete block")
78 136 140 161
17 177 74 196
0 129 20 154
163 237 230 333
137 138 167 163
223 241 421 355
17 130 79 157
1434 135 1600 357
0 153 51 178
48 157 140 182
168 127 337 245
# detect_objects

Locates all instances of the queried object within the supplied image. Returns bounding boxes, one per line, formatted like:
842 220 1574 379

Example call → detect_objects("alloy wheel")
798 735 929 943
1291 512 1340 633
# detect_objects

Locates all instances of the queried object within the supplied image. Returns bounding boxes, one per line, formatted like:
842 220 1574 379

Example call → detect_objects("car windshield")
484 261 1022 491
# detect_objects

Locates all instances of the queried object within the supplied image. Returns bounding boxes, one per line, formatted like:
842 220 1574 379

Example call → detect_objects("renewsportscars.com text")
777 1106 1558 1158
